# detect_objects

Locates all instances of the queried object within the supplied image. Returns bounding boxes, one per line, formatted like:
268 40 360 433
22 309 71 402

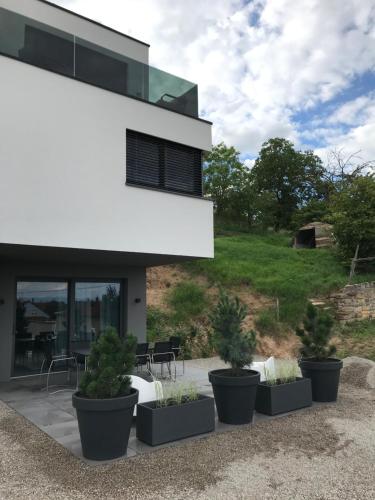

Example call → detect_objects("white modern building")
0 0 213 380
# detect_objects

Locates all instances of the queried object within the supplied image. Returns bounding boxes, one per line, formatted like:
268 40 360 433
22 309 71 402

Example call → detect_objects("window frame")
126 130 203 198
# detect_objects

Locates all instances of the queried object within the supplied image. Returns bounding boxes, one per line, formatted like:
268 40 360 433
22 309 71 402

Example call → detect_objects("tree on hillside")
203 143 244 216
230 167 274 229
251 138 325 230
291 199 330 229
330 175 375 260
321 148 375 201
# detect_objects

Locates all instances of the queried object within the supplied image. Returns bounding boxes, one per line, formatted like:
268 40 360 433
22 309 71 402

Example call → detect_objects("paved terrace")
0 357 374 499
0 356 281 463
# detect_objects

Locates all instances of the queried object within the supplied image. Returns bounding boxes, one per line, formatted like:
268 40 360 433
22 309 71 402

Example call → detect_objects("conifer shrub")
296 303 336 361
79 328 137 399
210 290 257 376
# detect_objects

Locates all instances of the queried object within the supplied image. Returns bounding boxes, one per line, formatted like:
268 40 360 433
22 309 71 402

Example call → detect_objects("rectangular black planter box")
255 377 312 416
136 394 215 446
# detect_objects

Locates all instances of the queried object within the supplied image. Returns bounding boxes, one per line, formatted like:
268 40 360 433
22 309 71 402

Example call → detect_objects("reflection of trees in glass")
74 284 120 341
102 285 120 333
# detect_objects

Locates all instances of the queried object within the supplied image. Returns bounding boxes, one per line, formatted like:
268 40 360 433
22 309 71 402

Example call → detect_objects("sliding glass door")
71 282 121 351
14 281 68 377
13 279 122 377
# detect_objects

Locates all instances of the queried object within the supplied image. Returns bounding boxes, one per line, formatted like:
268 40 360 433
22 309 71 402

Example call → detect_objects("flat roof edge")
36 0 150 47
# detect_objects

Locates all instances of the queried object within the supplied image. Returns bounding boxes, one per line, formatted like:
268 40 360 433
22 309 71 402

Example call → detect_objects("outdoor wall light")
134 298 141 304
0 299 4 306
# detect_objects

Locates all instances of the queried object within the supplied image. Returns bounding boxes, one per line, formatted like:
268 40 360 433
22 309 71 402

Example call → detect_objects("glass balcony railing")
0 7 199 118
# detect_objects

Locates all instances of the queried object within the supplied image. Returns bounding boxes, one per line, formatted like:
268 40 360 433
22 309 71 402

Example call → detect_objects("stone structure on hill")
294 222 334 249
331 282 375 322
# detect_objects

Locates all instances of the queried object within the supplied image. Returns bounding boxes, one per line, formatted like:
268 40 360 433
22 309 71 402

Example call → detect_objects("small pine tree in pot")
296 303 342 402
208 291 260 424
79 329 136 398
72 328 138 460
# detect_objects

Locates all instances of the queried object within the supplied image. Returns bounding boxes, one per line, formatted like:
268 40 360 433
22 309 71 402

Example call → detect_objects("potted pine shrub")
255 361 312 415
208 291 260 425
136 381 215 446
297 303 343 402
72 328 138 461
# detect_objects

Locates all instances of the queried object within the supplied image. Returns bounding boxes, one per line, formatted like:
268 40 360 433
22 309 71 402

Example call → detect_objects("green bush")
330 176 375 260
337 319 375 339
291 199 329 230
167 281 208 323
147 306 170 342
296 304 336 360
79 328 136 399
255 308 285 337
210 290 256 375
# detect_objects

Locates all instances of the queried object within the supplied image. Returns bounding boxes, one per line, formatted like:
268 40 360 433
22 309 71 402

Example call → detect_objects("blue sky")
54 0 375 166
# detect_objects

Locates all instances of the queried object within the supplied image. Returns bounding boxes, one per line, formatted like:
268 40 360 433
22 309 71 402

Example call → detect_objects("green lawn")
336 320 375 361
185 232 375 325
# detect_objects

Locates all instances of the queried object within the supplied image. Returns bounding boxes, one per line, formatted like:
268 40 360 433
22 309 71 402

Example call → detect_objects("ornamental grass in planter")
255 361 312 416
136 381 215 446
208 291 260 425
297 303 342 402
72 328 138 461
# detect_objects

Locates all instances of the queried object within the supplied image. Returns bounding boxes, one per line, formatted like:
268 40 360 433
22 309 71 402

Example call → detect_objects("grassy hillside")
184 232 375 326
147 230 375 360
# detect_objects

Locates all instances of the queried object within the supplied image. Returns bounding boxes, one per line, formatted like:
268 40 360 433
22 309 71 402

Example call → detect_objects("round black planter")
72 388 138 461
299 358 343 402
208 369 260 424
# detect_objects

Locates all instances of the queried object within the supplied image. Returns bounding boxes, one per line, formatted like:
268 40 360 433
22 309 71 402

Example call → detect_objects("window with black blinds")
126 130 202 196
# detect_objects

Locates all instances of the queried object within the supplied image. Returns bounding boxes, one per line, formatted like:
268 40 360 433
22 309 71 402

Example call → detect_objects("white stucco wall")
0 0 149 63
0 56 213 258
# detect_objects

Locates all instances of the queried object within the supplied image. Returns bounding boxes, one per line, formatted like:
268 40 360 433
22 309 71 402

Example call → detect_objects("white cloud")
53 0 375 161
309 93 375 164
315 121 375 165
327 94 375 126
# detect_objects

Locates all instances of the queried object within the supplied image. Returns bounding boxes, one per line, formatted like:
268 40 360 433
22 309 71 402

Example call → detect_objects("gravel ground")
0 359 374 500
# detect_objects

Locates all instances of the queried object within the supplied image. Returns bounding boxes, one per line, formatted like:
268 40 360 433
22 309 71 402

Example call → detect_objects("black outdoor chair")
70 341 89 368
136 342 150 372
151 341 176 380
169 336 185 375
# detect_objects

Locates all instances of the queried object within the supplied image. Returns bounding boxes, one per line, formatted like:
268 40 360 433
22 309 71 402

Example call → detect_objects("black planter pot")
208 369 260 425
299 358 343 402
72 388 138 461
136 394 215 446
255 377 312 416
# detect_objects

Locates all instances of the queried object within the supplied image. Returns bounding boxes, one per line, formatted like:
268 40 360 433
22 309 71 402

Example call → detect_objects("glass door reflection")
14 281 68 377
72 282 121 350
